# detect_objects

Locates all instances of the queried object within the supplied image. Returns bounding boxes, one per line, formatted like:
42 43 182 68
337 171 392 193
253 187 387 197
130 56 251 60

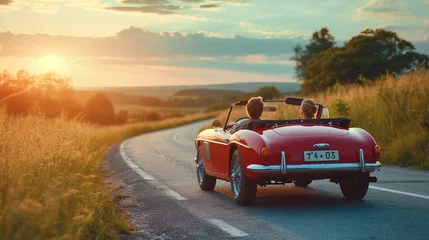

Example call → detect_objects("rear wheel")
196 146 216 191
293 179 312 187
340 174 369 200
230 149 257 206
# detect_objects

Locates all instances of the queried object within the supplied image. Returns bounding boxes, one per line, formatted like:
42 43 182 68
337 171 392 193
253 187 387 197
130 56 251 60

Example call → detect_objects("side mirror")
212 120 222 129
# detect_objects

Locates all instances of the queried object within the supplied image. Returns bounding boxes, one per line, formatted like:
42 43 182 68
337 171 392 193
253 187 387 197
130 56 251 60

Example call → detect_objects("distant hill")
190 82 301 93
173 88 245 97
79 82 301 97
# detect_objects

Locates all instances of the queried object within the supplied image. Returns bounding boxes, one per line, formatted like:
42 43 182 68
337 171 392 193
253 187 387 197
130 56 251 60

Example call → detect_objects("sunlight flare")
37 55 66 73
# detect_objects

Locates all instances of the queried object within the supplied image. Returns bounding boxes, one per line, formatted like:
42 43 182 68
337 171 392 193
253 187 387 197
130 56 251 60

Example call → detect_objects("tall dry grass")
205 70 429 169
0 111 216 240
315 70 429 169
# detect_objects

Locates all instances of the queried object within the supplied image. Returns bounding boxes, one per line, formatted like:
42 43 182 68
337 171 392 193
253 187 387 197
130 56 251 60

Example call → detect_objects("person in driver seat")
233 96 264 132
300 99 317 119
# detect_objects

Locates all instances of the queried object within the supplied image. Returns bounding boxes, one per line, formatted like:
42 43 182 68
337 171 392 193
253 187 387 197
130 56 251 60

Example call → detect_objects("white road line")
158 185 188 201
119 140 188 201
208 219 249 238
173 132 194 147
369 186 429 200
119 141 154 181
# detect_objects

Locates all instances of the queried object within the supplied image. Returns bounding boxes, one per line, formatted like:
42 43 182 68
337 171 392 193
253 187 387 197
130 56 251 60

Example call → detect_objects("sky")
0 0 428 87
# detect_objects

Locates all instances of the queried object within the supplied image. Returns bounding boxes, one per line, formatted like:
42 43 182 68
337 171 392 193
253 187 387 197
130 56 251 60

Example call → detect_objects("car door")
210 129 231 179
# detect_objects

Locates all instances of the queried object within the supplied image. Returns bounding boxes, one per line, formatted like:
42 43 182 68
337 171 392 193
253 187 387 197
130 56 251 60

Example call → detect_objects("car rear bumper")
247 149 381 174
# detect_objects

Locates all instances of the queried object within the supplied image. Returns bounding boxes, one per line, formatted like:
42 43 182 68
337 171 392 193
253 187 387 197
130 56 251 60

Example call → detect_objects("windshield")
227 102 305 125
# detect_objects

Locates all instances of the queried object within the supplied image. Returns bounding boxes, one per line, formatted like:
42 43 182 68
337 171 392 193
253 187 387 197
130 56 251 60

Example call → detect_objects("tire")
293 179 313 187
339 174 369 200
230 149 257 206
196 145 216 191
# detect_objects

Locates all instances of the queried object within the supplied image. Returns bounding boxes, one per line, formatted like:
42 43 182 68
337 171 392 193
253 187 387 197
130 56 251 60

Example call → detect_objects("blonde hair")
246 96 264 119
301 99 317 119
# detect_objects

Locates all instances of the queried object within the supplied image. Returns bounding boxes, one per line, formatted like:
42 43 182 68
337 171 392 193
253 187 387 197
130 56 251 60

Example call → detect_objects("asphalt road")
111 119 429 240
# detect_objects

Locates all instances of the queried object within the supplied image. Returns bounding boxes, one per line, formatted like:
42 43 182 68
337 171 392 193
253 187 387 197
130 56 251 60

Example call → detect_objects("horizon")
74 80 301 89
1 0 428 87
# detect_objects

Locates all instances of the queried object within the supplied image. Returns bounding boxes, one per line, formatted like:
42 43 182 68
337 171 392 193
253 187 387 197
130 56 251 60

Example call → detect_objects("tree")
255 86 281 100
340 29 428 80
292 27 336 81
298 28 429 93
83 92 117 125
0 70 82 117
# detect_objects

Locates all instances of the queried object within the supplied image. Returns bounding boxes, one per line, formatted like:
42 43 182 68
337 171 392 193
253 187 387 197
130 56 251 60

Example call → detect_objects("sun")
37 55 66 73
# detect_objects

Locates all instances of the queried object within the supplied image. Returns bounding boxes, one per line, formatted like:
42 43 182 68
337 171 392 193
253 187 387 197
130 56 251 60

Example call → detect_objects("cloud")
239 22 252 27
106 5 204 19
2 0 251 18
0 27 291 57
249 29 296 38
215 0 251 5
1 0 106 12
105 1 223 18
107 6 174 15
199 4 221 9
382 19 429 41
357 0 410 19
0 0 12 5
176 0 204 2
234 54 294 65
121 0 169 4
177 0 251 3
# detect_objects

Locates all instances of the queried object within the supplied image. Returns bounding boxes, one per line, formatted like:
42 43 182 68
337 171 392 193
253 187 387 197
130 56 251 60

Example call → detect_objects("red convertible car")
194 97 381 205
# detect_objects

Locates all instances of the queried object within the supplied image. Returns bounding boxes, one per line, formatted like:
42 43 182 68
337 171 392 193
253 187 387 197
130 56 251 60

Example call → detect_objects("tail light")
374 145 381 160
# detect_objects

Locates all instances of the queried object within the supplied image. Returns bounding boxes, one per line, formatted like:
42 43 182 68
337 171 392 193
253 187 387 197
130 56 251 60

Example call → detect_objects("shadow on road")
207 184 376 212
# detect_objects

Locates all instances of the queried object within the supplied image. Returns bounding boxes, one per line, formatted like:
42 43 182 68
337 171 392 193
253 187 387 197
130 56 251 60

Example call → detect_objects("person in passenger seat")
233 96 264 132
300 99 317 119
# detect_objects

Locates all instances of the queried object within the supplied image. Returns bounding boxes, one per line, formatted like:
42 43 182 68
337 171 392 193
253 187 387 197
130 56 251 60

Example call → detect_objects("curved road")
111 119 429 240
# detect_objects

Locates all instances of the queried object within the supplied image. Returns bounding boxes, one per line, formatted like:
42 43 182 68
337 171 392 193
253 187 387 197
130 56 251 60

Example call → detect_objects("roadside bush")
83 92 117 125
331 99 350 117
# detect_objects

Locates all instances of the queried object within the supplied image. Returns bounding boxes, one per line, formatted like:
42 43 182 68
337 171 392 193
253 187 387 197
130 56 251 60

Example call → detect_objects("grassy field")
0 111 216 240
204 70 429 169
323 70 429 169
114 103 203 121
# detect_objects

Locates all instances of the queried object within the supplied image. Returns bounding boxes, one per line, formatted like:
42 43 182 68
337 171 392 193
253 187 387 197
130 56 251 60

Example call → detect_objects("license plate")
303 150 339 161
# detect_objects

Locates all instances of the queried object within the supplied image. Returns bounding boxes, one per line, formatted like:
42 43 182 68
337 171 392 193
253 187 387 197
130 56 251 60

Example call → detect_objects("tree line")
0 70 244 125
0 70 130 125
292 27 429 93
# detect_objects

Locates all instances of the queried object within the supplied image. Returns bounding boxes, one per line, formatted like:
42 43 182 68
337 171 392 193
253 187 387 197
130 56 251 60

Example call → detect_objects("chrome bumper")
247 149 381 174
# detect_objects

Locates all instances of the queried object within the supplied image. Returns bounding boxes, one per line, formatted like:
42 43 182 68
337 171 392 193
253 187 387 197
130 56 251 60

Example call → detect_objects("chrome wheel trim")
197 151 204 183
231 157 241 197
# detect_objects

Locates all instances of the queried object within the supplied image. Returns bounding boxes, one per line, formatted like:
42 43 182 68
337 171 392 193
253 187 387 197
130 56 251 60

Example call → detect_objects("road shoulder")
104 143 228 240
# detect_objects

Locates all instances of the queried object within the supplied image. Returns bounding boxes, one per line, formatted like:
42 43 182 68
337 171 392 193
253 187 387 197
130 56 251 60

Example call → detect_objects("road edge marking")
119 140 188 201
208 219 249 237
369 186 429 200
120 140 154 180
173 132 194 147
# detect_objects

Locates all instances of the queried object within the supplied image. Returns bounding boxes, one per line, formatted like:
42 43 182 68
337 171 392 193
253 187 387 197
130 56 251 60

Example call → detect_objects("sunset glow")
37 55 66 73
0 0 428 87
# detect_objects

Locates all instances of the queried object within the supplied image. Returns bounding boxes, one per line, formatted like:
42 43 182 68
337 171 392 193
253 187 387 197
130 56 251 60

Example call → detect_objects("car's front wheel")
230 149 257 206
196 146 216 191
339 174 369 200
